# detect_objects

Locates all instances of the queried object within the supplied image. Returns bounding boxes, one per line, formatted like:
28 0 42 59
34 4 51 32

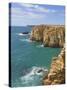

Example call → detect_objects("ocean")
11 26 61 87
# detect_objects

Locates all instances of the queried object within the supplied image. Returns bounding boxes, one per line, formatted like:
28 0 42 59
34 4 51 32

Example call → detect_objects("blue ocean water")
11 26 61 87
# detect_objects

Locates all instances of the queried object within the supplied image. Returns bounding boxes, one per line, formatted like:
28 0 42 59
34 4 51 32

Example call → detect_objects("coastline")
42 47 65 85
30 24 65 85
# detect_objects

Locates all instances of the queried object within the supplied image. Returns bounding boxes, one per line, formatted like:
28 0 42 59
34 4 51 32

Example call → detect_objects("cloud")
11 6 46 19
11 3 57 17
35 7 50 13
27 12 46 18
20 3 57 13
11 7 28 16
11 3 65 26
33 5 57 13
20 3 39 8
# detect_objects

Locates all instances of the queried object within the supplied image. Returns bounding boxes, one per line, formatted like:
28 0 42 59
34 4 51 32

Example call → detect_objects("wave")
36 44 44 48
20 66 48 85
20 38 33 43
17 33 29 36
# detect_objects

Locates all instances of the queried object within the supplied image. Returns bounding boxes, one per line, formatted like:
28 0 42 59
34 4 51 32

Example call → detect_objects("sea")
11 26 61 87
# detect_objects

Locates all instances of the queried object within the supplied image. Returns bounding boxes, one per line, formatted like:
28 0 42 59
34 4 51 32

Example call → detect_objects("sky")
10 3 65 26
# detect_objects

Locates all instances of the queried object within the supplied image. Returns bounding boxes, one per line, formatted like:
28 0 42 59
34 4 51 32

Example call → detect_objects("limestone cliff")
30 25 65 85
30 25 65 47
42 47 65 85
30 25 45 41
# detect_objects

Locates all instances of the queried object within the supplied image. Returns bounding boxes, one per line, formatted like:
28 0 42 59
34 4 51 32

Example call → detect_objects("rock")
30 25 45 41
42 47 65 85
30 25 65 47
43 26 65 47
43 79 52 85
37 69 44 73
30 24 65 85
22 32 29 34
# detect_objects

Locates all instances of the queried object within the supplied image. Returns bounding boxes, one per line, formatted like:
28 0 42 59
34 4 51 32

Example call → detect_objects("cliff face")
30 25 65 47
30 25 65 85
30 25 45 41
43 47 65 85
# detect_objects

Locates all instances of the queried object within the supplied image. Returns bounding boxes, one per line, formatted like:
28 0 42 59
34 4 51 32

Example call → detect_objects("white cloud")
11 3 65 26
27 12 46 18
11 6 46 19
34 6 57 13
20 3 39 8
11 7 29 17
37 7 50 12
11 7 22 14
20 3 52 13
12 3 57 15
19 3 52 13
20 3 34 7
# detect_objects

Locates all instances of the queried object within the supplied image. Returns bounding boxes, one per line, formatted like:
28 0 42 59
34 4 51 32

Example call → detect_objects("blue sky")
10 3 65 26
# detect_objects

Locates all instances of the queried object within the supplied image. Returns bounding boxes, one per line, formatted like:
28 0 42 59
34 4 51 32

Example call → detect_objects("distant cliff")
30 25 65 47
42 47 65 85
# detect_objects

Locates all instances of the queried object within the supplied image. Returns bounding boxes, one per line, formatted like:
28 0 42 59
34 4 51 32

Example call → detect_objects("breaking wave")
20 38 32 43
20 66 48 86
36 44 44 48
17 33 29 36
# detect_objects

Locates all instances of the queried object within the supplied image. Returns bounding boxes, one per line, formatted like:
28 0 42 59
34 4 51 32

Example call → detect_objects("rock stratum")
43 47 65 85
30 25 65 47
30 25 65 85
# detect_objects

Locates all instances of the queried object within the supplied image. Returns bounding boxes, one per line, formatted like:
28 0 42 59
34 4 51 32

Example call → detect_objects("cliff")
30 25 65 85
30 25 45 41
30 25 65 47
42 47 65 85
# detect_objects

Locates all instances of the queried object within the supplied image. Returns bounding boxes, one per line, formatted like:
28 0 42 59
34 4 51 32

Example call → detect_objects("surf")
20 38 31 42
36 44 44 48
20 66 48 86
17 33 29 36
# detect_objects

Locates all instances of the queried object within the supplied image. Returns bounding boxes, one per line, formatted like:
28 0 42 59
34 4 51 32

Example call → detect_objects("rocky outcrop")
42 47 65 85
30 25 45 41
30 25 65 47
30 25 65 85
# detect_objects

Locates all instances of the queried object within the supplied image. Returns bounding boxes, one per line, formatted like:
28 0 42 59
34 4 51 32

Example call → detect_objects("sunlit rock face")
42 47 65 85
30 25 45 41
43 26 65 47
30 25 65 47
30 25 65 85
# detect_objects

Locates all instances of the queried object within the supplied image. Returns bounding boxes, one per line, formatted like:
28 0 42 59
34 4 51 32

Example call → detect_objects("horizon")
9 24 65 27
9 3 65 26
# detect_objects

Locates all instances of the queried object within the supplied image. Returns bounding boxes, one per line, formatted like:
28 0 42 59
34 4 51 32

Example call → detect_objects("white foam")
20 66 48 84
20 38 32 43
36 44 44 48
17 33 29 36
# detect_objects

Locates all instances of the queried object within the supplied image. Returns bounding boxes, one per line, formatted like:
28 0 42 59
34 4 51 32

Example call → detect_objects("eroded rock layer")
42 47 65 85
30 25 65 85
30 25 65 47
